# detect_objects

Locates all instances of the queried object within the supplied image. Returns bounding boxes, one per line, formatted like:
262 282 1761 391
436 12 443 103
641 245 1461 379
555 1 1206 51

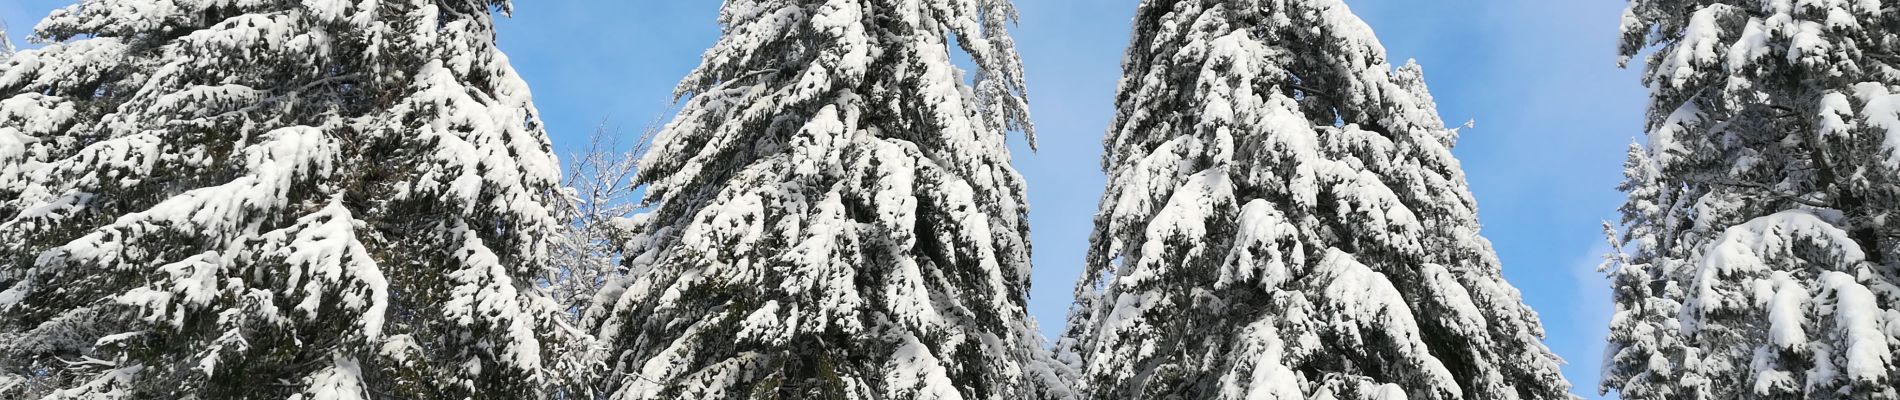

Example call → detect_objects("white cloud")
1565 241 1618 398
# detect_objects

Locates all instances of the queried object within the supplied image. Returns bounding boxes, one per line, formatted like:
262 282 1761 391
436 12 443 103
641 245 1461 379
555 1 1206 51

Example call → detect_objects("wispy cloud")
1563 240 1617 399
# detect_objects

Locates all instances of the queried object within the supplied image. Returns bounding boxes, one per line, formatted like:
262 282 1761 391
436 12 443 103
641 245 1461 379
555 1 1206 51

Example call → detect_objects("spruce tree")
1598 143 1700 399
581 0 1072 399
1602 0 1900 398
0 1 583 398
1055 1 1574 399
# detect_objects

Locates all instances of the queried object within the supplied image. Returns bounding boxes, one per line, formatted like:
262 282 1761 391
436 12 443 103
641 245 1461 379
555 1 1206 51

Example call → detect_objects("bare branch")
547 119 653 322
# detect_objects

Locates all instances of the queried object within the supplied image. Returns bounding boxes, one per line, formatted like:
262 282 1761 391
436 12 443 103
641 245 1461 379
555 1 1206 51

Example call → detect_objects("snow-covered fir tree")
581 0 1073 398
1055 1 1575 399
0 1 587 398
1602 0 1900 398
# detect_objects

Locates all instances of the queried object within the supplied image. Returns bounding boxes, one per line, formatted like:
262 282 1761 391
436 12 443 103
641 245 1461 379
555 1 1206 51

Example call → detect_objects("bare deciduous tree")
548 122 649 321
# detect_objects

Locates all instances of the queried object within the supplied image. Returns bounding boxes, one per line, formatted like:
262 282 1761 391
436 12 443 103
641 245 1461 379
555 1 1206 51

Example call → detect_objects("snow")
735 300 791 346
1219 199 1299 289
1724 18 1772 71
268 201 389 339
0 95 75 196
1851 83 1900 168
1762 272 1809 350
1695 211 1867 320
1647 101 1702 167
1133 168 1234 284
176 13 335 64
1785 20 1832 68
1318 250 1458 390
42 365 143 400
1817 271 1892 384
1420 262 1491 334
443 224 546 376
8 133 162 224
1222 320 1302 400
887 335 968 400
300 357 369 400
809 1 871 89
1819 91 1856 139
116 252 225 328
0 38 129 92
0 375 21 395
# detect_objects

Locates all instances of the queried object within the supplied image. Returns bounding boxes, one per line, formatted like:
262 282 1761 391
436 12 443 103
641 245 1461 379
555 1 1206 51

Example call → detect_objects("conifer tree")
1603 1 1900 398
1056 1 1574 399
582 0 1073 399
0 1 583 398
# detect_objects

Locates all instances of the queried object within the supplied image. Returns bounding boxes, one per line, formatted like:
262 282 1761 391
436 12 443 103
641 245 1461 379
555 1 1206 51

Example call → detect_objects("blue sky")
3 1 1643 397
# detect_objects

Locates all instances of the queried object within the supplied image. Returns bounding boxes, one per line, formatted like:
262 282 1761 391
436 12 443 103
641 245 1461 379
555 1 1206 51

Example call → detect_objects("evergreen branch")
1285 82 1333 99
200 73 365 122
1768 104 1800 119
1697 178 1833 208
681 68 779 100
